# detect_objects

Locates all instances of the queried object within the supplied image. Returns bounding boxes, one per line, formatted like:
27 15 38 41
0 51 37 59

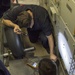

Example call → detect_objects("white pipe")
57 32 75 75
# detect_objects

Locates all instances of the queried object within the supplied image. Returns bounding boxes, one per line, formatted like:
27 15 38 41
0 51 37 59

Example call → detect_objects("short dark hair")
38 58 57 75
16 11 32 28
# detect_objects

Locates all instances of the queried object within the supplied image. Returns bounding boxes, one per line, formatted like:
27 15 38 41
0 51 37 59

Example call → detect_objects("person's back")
38 58 57 75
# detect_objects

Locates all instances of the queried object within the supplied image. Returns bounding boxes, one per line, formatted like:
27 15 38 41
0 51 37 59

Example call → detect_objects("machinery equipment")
39 0 75 75
0 0 75 75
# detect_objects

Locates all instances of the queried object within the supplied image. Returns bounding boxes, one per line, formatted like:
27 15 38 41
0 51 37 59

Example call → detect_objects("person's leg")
39 32 50 53
27 29 40 43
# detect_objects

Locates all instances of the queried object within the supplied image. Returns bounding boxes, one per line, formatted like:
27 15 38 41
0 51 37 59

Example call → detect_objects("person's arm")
2 19 21 34
2 19 17 27
46 34 57 61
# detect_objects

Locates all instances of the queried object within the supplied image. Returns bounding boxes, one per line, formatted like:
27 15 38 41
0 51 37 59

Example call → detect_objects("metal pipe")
3 47 35 57
24 47 35 52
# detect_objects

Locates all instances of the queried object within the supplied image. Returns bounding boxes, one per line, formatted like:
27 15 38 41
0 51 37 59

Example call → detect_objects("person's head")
16 11 32 28
38 58 57 75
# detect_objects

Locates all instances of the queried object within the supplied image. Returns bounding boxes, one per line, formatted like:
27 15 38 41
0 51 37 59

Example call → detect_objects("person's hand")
50 53 57 62
14 25 22 34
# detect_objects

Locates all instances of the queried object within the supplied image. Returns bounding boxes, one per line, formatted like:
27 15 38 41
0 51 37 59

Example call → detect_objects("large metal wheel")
4 27 25 59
